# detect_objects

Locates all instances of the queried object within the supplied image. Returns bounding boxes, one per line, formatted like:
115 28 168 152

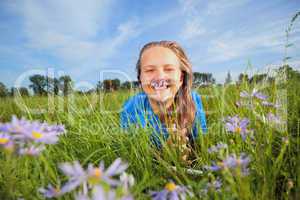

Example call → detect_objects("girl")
120 41 207 160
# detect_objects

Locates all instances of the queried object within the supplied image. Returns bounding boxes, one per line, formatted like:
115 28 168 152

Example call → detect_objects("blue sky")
0 0 299 90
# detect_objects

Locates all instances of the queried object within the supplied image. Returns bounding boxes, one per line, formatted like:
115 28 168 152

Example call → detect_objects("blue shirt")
120 91 207 147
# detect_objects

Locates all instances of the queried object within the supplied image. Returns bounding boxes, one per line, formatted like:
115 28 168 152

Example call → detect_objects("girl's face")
140 46 183 103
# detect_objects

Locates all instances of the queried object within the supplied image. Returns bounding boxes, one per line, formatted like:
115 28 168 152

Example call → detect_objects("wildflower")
150 181 192 200
205 153 250 176
87 158 128 186
261 101 280 108
0 116 65 156
266 113 282 124
39 184 61 198
95 185 133 200
120 172 135 193
56 158 128 195
206 178 222 191
200 178 222 195
0 133 11 145
19 145 45 156
224 116 250 140
240 89 267 100
0 116 65 144
208 142 228 154
59 161 87 194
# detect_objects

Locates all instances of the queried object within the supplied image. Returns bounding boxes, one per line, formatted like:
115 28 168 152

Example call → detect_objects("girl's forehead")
141 46 180 67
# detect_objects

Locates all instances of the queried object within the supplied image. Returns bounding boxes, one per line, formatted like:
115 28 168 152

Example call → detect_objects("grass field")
0 69 299 200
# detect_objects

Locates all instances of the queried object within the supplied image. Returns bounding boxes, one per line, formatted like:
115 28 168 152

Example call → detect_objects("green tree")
10 87 29 96
0 82 8 97
237 73 249 84
193 72 215 87
29 74 47 95
121 81 132 89
59 75 73 96
225 71 232 85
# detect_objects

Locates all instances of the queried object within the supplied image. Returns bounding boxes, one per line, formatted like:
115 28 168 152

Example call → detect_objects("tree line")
0 67 298 97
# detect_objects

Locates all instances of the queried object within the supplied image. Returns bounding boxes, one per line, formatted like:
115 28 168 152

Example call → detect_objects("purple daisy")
0 115 65 144
224 116 250 140
59 161 87 194
87 158 128 187
240 89 268 100
205 153 250 176
19 145 45 156
266 113 282 124
39 184 61 198
208 142 228 154
0 116 65 156
0 133 11 145
150 181 193 200
55 158 128 195
81 185 133 200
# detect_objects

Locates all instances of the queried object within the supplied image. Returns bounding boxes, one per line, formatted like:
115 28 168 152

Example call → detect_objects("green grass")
0 73 299 199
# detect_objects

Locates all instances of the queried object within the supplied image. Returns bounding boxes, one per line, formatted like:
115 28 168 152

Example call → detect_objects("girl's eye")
145 69 154 73
165 68 174 72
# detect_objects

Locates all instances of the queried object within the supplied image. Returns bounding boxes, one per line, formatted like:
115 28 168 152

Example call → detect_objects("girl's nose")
155 67 167 79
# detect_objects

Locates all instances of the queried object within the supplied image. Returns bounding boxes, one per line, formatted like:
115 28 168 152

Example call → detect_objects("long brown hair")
136 41 196 133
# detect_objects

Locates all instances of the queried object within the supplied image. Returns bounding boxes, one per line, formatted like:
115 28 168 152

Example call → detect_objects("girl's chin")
143 84 178 102
149 90 174 103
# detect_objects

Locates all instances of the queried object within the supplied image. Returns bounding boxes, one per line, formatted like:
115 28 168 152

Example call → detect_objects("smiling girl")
120 41 207 157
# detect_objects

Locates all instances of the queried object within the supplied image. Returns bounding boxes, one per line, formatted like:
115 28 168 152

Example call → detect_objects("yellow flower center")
165 182 176 191
93 168 102 178
32 131 43 139
235 127 242 133
54 187 60 193
88 168 102 185
0 138 9 144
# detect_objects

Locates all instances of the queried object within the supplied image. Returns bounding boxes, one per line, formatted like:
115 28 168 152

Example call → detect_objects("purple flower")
83 185 133 200
200 178 222 196
87 158 128 186
39 184 61 198
224 116 250 140
0 133 11 145
208 142 228 154
205 153 250 176
207 178 222 191
0 116 65 156
0 116 65 144
120 172 135 193
262 101 280 108
267 113 282 124
19 145 45 156
240 89 267 100
59 161 87 194
56 158 128 195
150 182 193 200
252 89 267 100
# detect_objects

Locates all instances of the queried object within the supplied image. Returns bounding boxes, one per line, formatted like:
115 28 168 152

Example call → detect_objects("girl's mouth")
150 79 171 90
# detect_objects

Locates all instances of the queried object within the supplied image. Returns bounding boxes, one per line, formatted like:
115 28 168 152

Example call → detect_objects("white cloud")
197 17 297 64
180 18 206 41
205 0 250 15
177 0 250 41
7 0 144 80
177 0 206 41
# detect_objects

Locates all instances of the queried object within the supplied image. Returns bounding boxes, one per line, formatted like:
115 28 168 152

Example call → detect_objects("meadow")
0 66 299 200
